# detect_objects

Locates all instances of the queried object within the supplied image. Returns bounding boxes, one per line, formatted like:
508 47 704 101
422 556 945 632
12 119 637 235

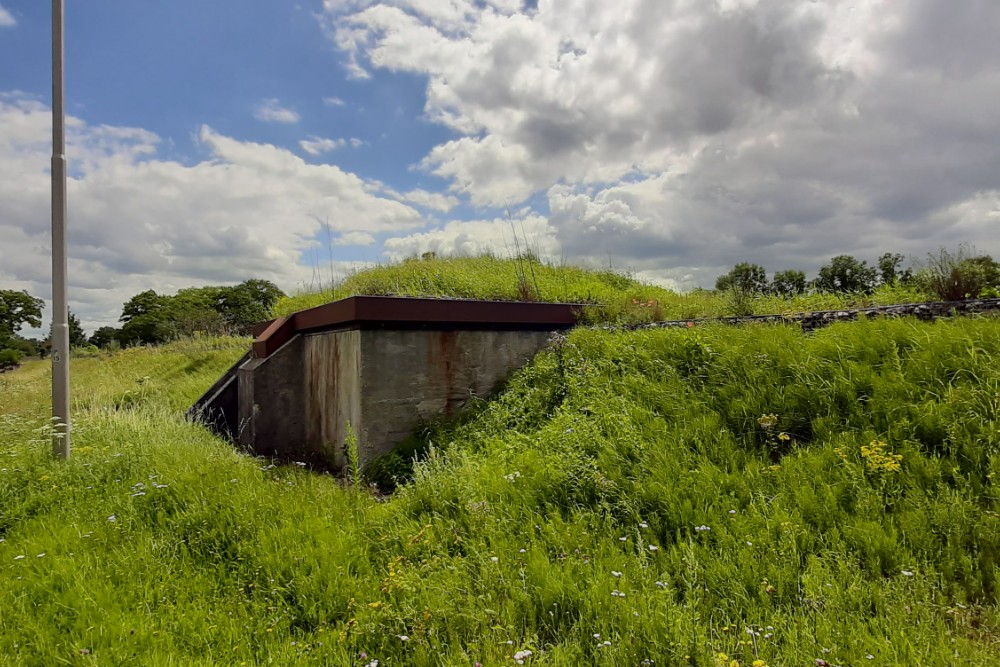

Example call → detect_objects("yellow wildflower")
860 439 903 474
758 414 778 430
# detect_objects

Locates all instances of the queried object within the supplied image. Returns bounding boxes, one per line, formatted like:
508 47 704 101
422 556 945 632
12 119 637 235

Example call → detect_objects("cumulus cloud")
372 183 460 213
382 213 559 261
322 0 1000 285
300 136 346 155
0 4 15 27
0 94 423 333
323 96 346 106
333 231 377 246
253 98 301 123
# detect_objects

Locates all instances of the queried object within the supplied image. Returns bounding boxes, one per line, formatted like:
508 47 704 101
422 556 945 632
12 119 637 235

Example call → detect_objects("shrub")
0 347 24 371
915 246 1000 301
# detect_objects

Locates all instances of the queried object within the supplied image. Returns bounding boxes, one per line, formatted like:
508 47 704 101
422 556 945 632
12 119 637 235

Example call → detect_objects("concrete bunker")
190 296 580 470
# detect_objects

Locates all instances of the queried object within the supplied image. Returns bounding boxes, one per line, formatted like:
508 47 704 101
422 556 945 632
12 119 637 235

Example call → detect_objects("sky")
1 0 999 336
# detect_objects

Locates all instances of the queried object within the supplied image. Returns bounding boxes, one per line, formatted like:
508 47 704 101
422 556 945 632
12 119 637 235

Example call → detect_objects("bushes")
915 246 1000 301
0 347 24 371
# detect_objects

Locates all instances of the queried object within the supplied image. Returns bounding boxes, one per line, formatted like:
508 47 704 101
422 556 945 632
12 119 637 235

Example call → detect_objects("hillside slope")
276 255 930 323
1 319 998 665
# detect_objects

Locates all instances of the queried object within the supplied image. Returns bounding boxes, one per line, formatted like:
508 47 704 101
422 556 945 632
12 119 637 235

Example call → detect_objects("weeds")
345 422 361 489
1 310 999 665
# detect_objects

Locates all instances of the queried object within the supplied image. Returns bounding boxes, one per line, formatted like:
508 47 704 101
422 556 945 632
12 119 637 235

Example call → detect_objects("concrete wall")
304 329 362 470
237 336 307 460
227 326 555 471
356 329 553 466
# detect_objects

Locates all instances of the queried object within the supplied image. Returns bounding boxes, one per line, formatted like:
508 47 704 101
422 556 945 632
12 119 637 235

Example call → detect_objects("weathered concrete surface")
356 329 553 466
207 326 557 471
190 296 580 468
304 330 362 469
237 336 308 460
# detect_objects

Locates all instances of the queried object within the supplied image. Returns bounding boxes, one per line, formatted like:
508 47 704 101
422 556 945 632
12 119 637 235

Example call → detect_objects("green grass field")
2 261 998 665
2 312 999 665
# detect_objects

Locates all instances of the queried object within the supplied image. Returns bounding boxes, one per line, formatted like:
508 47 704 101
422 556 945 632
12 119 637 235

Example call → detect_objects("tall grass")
275 255 933 324
2 317 998 665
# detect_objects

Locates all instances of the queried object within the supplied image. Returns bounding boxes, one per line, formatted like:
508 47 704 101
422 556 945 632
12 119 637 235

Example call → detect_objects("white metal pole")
51 0 70 459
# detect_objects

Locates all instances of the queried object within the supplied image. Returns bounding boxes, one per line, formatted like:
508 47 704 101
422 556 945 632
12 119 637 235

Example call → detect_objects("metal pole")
51 0 70 459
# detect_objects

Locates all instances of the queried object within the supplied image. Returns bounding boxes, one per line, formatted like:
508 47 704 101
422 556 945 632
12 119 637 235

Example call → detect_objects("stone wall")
629 297 1000 332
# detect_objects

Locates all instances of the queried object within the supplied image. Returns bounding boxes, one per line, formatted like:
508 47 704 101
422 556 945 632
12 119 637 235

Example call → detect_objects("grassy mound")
2 318 999 665
275 255 931 323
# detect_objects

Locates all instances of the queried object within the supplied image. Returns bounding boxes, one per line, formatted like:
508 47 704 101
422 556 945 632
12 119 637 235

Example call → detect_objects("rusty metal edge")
252 296 584 359
251 319 274 338
252 315 295 358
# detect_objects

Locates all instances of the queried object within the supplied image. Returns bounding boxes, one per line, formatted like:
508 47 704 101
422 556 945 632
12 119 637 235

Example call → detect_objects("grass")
2 314 999 665
275 255 933 323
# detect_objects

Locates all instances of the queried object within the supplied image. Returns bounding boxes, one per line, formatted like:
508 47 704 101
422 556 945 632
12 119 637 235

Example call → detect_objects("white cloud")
0 5 15 27
396 188 459 213
373 183 459 213
334 231 376 246
253 98 301 123
382 214 559 261
0 94 424 333
321 0 1000 285
323 96 346 106
299 136 346 155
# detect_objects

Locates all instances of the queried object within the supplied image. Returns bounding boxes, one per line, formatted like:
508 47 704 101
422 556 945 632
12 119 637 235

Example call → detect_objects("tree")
813 255 878 294
46 310 92 349
877 253 913 285
715 263 768 294
119 290 172 346
121 289 167 322
68 310 88 347
770 269 806 297
89 326 121 349
216 279 285 335
169 286 225 337
0 289 44 341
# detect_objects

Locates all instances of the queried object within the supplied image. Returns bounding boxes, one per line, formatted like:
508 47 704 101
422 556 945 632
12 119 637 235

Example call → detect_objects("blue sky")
1 0 457 205
1 0 999 333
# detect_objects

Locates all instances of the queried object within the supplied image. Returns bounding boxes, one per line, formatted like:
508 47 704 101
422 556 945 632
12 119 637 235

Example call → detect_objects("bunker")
190 296 581 470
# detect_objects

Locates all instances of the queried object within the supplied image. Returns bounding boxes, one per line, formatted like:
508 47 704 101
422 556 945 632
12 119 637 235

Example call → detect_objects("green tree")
770 269 807 297
119 290 173 346
216 279 285 335
0 289 44 341
715 263 768 294
89 326 121 349
813 255 878 294
68 310 88 348
169 286 226 337
877 252 912 285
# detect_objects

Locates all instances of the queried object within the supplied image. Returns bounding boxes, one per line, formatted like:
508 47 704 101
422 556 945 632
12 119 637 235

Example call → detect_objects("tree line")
0 279 284 369
715 249 1000 301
